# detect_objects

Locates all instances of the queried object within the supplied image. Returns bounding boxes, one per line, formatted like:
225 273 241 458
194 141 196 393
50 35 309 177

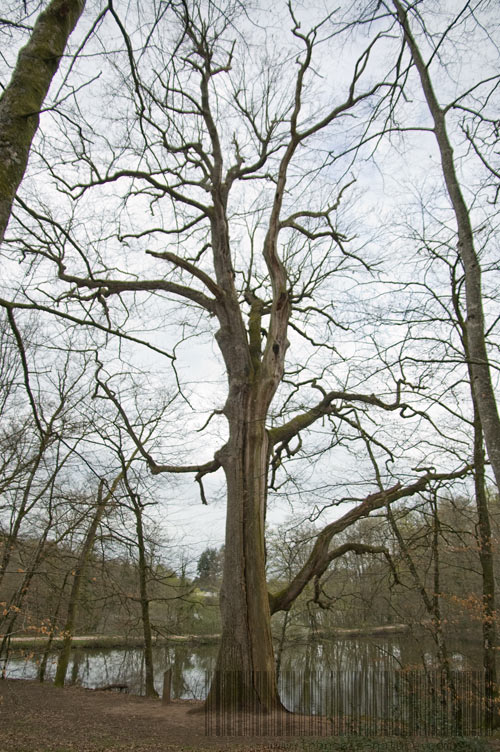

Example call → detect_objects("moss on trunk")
0 0 85 242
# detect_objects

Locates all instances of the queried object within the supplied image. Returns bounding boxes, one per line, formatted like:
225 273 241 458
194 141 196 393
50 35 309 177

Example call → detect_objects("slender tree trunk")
0 0 86 243
472 398 498 728
386 501 461 731
133 502 158 698
430 493 462 733
119 454 159 698
0 445 45 588
54 452 138 687
39 571 70 682
450 253 499 727
393 0 500 494
54 487 106 687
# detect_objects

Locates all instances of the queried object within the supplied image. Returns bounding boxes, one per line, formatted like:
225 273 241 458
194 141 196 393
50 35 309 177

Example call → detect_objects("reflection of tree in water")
61 643 219 698
171 646 189 698
5 635 483 705
275 633 486 721
280 636 401 675
69 649 82 685
68 648 148 693
278 635 417 715
156 643 218 699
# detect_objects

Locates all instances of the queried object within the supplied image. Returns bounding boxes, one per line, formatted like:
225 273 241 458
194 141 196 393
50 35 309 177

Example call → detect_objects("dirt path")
1 679 499 752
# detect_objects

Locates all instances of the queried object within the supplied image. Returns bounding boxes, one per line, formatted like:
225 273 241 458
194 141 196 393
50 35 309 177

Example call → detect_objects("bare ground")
1 679 499 752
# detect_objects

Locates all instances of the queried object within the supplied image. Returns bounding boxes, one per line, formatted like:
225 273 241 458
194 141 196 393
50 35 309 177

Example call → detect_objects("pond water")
5 633 483 705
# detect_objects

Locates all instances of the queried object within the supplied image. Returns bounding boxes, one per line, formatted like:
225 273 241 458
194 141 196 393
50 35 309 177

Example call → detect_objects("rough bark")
203 59 291 703
0 0 86 243
208 275 286 709
393 0 500 495
195 130 291 705
210 389 280 710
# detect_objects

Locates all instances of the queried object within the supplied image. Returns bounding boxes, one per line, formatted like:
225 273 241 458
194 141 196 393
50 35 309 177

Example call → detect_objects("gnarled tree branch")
269 465 471 613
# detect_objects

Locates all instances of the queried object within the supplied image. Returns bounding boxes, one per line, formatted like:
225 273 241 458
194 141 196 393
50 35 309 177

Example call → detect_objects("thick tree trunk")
204 167 289 710
0 0 85 243
208 385 280 712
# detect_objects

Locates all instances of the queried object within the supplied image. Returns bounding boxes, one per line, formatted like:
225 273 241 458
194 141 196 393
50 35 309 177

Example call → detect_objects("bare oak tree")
1 0 481 711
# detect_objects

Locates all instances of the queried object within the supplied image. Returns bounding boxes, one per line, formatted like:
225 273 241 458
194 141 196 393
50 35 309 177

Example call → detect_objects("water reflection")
6 634 482 701
6 643 218 698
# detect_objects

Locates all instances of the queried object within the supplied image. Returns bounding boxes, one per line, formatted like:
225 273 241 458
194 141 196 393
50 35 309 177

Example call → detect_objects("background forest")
3 495 499 636
3 496 500 644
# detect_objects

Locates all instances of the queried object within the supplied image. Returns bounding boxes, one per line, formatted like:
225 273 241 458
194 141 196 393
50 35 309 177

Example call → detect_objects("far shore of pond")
7 623 412 650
